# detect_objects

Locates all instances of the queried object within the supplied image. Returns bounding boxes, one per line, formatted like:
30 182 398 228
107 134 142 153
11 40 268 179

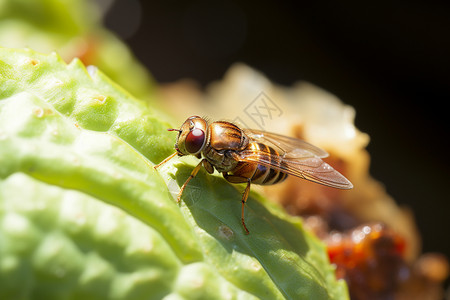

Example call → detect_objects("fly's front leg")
223 173 251 234
154 152 178 169
177 159 205 203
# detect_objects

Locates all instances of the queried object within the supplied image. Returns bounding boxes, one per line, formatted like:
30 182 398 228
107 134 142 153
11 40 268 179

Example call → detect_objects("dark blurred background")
103 0 450 258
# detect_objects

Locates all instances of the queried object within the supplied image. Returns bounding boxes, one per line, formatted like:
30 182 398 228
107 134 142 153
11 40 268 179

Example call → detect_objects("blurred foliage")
0 0 155 100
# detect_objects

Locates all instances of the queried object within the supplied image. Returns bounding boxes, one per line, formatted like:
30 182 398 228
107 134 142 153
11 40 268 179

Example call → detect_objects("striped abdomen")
226 142 288 185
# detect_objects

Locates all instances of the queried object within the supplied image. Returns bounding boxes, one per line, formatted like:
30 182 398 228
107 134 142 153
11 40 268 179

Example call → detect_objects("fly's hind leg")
223 173 251 234
241 179 251 235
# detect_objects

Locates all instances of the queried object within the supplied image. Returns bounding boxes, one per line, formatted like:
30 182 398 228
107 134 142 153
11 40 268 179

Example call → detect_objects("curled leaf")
0 48 348 299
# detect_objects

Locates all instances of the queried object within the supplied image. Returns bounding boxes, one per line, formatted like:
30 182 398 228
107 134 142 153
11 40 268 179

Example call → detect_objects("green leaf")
0 0 156 101
0 47 348 300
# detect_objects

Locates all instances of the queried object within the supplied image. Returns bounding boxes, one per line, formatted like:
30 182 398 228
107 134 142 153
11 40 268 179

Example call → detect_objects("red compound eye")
185 128 205 154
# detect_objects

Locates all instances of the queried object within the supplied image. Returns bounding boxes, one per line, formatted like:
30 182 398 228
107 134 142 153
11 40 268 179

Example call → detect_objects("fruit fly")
154 116 353 234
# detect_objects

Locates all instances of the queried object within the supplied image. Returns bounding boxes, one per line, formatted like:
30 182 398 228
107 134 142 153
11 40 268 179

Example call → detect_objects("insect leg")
223 173 252 234
154 152 178 169
241 179 251 235
177 159 205 203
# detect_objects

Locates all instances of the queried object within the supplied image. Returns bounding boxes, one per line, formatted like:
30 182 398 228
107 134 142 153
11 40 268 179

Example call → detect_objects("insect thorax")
202 121 248 173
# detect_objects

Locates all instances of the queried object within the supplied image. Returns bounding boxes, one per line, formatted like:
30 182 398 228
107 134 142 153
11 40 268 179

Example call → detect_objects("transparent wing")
236 150 353 189
237 129 353 189
243 129 329 159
